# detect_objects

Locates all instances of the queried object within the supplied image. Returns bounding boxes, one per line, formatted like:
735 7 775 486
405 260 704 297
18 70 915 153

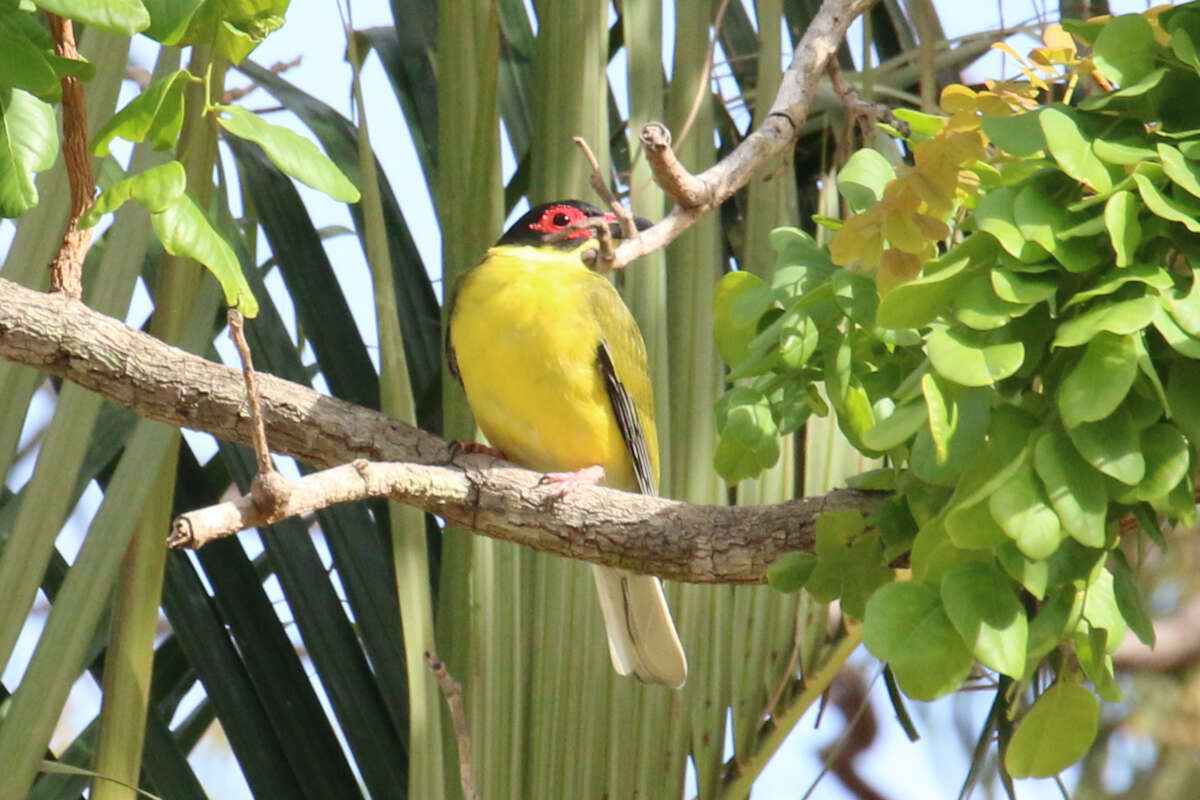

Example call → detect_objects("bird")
446 199 688 688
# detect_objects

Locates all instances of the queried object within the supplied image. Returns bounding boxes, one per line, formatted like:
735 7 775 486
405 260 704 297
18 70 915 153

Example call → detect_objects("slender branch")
45 14 95 298
827 61 910 138
426 651 478 800
0 276 882 584
610 0 879 269
227 309 291 513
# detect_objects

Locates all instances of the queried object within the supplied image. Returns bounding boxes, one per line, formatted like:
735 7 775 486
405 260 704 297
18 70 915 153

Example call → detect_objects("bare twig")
827 61 910 139
227 309 291 514
223 55 302 103
45 14 95 299
426 651 479 800
572 136 637 238
611 0 879 270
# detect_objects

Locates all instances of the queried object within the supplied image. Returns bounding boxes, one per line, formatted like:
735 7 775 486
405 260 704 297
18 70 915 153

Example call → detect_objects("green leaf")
0 87 56 217
981 111 1045 157
1093 136 1157 165
875 253 971 329
1133 172 1200 233
92 69 191 156
1039 107 1113 193
862 398 927 452
713 271 767 366
1079 569 1128 651
1075 627 1121 702
0 29 63 99
1033 432 1108 548
911 517 991 585
954 271 1032 330
975 186 1027 257
837 148 894 212
1133 423 1190 502
1013 181 1102 272
1167 362 1200 444
941 562 1027 677
806 511 892 620
1159 142 1200 199
1110 549 1155 647
1058 332 1138 428
33 0 150 34
912 388 991 486
765 551 817 593
996 540 1050 600
1052 295 1158 348
218 106 360 202
80 160 186 227
777 309 819 369
1026 587 1078 662
991 267 1058 305
863 582 974 701
151 194 258 315
1153 303 1200 358
714 388 780 482
1068 406 1145 485
1062 263 1172 311
1092 13 1156 86
1104 191 1141 266
141 0 205 44
1005 681 1099 778
945 495 1008 550
989 460 1065 560
927 326 1024 387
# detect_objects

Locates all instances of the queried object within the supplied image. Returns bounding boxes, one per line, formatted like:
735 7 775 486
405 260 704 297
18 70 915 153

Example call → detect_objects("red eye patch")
528 205 614 240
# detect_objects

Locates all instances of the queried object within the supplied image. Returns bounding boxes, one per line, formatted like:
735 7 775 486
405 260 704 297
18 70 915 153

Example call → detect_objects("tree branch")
610 0 879 269
45 13 95 298
0 276 881 584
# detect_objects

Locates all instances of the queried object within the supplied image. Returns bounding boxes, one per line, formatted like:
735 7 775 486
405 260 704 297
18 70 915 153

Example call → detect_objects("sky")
0 0 1168 798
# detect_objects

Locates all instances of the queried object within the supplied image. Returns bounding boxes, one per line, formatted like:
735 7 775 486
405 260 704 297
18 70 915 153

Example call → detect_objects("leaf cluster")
717 3 1200 780
0 1 317 315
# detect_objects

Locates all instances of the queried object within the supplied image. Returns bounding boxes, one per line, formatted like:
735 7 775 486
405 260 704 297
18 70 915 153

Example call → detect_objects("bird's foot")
539 465 605 499
447 439 507 460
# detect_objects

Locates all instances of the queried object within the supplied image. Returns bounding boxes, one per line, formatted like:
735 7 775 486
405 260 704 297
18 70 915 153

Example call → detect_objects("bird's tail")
590 565 687 688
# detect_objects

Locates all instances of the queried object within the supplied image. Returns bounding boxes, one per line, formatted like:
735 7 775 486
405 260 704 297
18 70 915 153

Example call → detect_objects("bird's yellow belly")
451 258 637 489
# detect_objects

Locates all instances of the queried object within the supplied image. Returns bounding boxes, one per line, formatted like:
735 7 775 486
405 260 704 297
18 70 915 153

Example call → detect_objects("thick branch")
611 0 878 268
0 277 881 584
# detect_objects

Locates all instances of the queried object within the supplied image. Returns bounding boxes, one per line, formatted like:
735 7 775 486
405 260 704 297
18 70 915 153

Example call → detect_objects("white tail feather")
590 565 687 688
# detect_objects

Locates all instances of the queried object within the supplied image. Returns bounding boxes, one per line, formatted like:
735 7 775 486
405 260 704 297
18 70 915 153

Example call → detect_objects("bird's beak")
604 212 654 238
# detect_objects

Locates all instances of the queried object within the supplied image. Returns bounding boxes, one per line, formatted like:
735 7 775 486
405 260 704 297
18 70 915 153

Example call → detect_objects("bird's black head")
496 200 652 250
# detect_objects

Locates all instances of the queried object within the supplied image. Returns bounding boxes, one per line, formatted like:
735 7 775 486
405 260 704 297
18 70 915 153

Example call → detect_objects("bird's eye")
552 212 571 227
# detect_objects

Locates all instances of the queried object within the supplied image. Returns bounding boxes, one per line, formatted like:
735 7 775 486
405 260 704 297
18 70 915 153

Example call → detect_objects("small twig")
426 651 479 800
45 14 94 299
223 56 302 103
675 0 733 148
572 136 637 238
227 309 290 514
826 61 910 139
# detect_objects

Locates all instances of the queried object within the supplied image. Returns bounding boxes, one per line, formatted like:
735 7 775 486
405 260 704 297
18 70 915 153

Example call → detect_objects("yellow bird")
447 199 687 688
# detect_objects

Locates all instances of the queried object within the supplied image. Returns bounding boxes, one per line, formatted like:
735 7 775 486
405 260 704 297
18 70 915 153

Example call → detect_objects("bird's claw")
539 465 605 499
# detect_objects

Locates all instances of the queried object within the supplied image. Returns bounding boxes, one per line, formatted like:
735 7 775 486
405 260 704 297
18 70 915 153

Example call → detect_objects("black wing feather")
597 340 656 496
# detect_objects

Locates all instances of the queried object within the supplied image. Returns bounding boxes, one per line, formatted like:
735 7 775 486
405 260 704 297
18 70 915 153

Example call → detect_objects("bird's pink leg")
540 465 605 499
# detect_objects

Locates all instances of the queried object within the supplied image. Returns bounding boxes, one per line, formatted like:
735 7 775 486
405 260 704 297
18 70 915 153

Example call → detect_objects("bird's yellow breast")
449 244 658 492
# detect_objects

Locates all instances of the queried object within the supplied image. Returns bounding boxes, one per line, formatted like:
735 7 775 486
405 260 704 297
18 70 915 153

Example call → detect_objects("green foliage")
0 87 57 216
721 5 1200 783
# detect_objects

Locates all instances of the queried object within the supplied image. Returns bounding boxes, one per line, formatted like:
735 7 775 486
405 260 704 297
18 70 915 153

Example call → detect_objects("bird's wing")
596 340 656 495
